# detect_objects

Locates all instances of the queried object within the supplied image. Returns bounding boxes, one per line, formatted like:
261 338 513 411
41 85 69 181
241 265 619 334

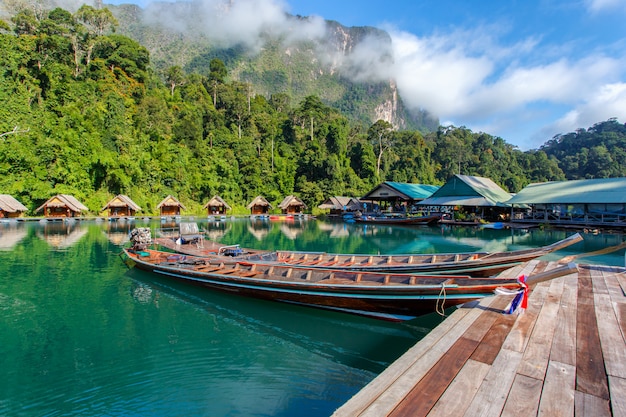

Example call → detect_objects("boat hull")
123 249 522 321
155 233 583 277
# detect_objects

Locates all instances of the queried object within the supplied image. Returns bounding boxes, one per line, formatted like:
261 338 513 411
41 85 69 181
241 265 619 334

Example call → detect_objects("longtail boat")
121 246 577 321
153 229 583 277
353 214 441 225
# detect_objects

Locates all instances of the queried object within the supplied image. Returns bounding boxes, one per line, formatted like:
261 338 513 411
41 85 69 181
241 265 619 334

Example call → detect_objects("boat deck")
333 260 626 416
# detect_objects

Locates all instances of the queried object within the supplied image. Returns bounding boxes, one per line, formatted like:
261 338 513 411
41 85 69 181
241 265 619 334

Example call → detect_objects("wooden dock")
333 260 626 416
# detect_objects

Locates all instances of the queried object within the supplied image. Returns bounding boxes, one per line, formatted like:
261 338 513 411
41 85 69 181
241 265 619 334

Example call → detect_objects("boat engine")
129 228 152 251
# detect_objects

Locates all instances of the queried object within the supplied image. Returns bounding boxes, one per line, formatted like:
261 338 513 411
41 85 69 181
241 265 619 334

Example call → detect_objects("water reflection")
0 223 27 250
36 221 88 249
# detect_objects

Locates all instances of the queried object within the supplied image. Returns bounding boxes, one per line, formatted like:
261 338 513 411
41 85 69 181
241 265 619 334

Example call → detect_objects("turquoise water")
0 218 622 416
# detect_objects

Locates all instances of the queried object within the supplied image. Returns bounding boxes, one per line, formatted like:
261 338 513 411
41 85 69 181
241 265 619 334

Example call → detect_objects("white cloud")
548 83 626 135
585 0 626 13
142 0 326 51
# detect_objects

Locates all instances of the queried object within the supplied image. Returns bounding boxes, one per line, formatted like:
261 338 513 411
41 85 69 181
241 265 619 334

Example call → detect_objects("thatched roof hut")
36 194 88 218
246 196 272 215
278 195 307 214
0 195 28 218
203 195 231 215
318 196 361 215
157 195 186 217
101 195 141 217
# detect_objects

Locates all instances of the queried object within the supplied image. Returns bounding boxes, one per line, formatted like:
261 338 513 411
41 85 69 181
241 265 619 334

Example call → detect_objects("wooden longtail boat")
121 247 577 321
154 231 583 277
353 214 441 225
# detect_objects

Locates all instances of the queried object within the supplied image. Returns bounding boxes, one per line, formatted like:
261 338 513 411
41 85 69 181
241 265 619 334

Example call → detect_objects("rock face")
111 3 438 131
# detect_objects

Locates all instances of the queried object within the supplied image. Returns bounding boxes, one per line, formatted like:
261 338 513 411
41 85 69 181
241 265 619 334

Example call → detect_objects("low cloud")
130 0 626 148
142 0 326 52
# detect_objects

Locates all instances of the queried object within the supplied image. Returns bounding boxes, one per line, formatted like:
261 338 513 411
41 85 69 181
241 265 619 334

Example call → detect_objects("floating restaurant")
508 177 626 227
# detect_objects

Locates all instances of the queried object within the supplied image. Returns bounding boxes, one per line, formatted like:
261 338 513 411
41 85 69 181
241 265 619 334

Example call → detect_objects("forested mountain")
540 119 626 179
0 5 623 216
107 2 438 134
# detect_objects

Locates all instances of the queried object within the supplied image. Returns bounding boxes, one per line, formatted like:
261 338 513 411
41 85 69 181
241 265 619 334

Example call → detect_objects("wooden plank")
550 274 578 366
501 282 549 353
332 299 489 417
574 391 611 417
461 348 523 417
594 292 626 379
601 268 626 303
537 360 575 417
590 265 610 295
427 359 490 417
389 337 480 417
470 312 518 365
608 375 626 417
500 374 543 417
517 277 565 380
351 296 504 417
614 270 626 297
576 266 610 399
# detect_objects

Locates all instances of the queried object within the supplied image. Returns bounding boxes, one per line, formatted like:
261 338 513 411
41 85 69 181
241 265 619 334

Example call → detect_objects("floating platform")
333 260 626 416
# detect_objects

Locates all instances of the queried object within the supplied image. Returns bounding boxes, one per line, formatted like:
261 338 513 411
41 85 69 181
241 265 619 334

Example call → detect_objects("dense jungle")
1 5 626 215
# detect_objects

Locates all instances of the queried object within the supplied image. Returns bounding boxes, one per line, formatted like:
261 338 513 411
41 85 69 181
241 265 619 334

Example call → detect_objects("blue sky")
102 0 626 150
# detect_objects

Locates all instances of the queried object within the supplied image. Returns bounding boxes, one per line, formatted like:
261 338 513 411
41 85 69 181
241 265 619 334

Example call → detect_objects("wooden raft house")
101 195 141 218
247 196 272 215
278 195 307 214
36 194 88 218
203 195 231 215
157 195 185 217
0 194 28 218
318 196 362 216
333 260 626 416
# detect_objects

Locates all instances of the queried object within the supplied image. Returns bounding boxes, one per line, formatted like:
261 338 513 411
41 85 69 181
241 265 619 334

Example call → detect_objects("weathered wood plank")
427 359 490 417
470 312 518 365
574 391 611 417
517 277 565 380
576 266 610 399
500 374 543 417
608 375 626 417
461 348 523 417
590 264 610 295
601 267 626 303
550 274 578 366
498 261 550 354
501 282 549 353
389 337 480 417
537 360 575 417
594 292 626 379
333 295 498 417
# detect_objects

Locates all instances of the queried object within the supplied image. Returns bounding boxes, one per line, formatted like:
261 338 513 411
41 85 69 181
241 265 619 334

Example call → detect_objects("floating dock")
333 260 626 416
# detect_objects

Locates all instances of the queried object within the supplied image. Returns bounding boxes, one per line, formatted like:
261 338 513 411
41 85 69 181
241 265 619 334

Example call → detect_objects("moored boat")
153 228 583 277
121 245 577 321
353 214 441 225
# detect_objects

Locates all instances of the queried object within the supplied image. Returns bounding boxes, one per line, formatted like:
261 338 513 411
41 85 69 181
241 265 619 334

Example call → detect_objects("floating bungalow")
318 196 362 216
507 177 626 227
157 195 185 217
418 175 513 222
203 195 231 215
36 194 88 218
278 195 307 214
247 196 272 215
361 182 440 213
0 195 28 218
101 195 141 218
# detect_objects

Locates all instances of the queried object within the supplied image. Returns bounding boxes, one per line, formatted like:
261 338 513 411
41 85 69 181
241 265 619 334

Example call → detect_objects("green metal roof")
507 177 626 205
362 182 439 201
418 175 513 207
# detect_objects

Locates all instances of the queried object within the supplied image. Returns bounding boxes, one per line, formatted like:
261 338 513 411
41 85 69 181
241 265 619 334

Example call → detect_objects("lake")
0 218 622 416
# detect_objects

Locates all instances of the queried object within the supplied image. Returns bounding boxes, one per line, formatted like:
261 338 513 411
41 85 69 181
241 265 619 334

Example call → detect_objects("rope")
436 283 447 316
